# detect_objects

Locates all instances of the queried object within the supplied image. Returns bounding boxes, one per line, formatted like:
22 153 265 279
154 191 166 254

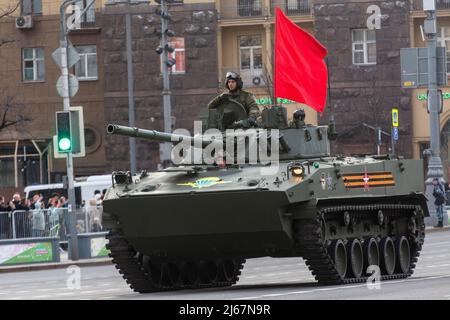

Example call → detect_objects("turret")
107 102 332 163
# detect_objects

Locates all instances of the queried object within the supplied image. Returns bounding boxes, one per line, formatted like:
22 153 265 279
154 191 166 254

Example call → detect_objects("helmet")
225 71 243 90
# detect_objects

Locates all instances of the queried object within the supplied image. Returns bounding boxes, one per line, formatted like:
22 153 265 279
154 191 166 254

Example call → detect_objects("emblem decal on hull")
343 171 396 190
177 177 231 189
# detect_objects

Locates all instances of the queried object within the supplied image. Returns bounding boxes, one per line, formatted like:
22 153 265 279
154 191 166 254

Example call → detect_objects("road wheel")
395 236 411 274
329 239 347 279
380 237 396 275
363 237 380 273
347 239 363 278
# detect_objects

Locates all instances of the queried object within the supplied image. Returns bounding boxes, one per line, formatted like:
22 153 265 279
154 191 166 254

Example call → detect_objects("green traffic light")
59 138 72 151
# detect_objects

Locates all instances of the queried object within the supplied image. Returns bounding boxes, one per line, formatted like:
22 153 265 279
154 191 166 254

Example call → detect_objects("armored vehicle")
102 100 428 293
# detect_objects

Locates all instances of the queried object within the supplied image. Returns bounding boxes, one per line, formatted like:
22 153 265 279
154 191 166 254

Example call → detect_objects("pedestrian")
31 208 45 238
432 178 446 228
9 192 29 238
0 195 11 239
87 199 102 232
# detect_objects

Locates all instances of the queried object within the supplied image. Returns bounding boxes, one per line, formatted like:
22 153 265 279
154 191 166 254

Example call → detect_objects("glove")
247 116 257 127
232 119 249 129
232 117 257 129
218 93 231 103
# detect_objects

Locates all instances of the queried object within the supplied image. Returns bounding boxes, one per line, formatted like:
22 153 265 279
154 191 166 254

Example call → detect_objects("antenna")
326 58 337 140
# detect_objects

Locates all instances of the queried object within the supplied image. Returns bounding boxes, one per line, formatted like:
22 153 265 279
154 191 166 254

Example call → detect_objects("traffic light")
56 111 72 153
54 107 85 157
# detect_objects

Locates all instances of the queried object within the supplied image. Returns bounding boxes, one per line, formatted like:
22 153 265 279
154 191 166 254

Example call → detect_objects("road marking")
55 292 75 296
7 297 24 300
425 263 450 268
262 271 295 277
103 288 123 292
34 295 51 299
235 275 450 300
80 290 97 294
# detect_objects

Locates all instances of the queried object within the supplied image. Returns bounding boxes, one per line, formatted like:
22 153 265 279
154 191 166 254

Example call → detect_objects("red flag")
274 7 328 113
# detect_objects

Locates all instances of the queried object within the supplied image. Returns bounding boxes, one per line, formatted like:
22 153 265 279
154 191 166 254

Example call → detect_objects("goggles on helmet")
226 72 238 79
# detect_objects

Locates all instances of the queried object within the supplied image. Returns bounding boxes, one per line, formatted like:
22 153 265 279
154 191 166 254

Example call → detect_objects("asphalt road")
1 229 450 300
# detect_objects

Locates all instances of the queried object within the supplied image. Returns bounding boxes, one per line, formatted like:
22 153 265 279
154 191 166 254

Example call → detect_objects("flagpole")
273 7 279 106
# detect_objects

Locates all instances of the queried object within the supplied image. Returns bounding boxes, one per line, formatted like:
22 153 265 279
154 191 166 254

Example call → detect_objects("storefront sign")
417 92 450 101
256 97 296 105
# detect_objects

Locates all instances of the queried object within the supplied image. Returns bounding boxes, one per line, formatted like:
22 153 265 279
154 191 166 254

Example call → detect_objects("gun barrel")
106 124 216 148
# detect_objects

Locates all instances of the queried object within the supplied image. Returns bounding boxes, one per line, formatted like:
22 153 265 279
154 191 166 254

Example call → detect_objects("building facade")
215 0 318 125
102 0 219 172
410 0 450 179
5 0 450 197
0 0 107 197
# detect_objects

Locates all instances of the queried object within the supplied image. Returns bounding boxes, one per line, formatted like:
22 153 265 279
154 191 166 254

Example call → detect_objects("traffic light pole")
126 0 137 175
60 0 79 260
160 0 173 165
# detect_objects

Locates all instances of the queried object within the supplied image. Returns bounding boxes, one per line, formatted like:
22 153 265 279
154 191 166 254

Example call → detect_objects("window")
22 48 45 82
437 26 450 79
74 45 98 81
161 38 185 74
74 0 95 26
238 0 262 17
285 0 310 15
0 158 14 187
352 29 376 65
239 35 263 86
21 0 42 15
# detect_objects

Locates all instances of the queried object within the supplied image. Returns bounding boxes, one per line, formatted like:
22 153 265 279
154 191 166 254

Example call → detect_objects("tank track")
295 204 426 285
103 211 245 293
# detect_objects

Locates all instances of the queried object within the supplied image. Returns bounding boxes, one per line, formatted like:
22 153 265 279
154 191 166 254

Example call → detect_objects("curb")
0 258 112 273
425 226 450 233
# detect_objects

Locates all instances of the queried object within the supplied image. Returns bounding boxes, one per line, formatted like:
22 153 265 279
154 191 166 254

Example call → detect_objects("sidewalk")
425 225 450 233
0 250 112 273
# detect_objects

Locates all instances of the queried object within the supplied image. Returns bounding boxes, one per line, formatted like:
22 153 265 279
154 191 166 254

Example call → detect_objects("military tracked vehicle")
102 100 428 293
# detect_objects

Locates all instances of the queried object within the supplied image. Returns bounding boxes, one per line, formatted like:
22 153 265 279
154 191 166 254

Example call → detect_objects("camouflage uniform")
208 89 261 120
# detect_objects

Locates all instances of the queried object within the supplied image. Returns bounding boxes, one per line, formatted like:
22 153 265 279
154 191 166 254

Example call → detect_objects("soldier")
432 178 446 228
208 71 260 127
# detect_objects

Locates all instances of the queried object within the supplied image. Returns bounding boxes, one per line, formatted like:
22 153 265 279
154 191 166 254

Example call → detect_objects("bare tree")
0 90 29 132
0 0 20 48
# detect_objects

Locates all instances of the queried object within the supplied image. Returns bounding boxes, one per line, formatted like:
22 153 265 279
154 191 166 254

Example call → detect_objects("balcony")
412 0 450 11
218 0 312 21
68 13 101 34
271 0 312 16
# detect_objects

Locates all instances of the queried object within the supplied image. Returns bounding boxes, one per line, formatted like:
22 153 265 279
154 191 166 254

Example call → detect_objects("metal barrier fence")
0 205 104 240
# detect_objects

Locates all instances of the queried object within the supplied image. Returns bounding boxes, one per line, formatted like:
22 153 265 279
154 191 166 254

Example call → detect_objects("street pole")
423 0 447 226
126 0 137 175
391 126 395 157
59 0 78 260
377 127 381 155
160 0 173 166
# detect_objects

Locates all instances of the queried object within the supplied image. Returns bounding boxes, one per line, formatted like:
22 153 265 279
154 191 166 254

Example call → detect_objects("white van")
24 175 112 208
